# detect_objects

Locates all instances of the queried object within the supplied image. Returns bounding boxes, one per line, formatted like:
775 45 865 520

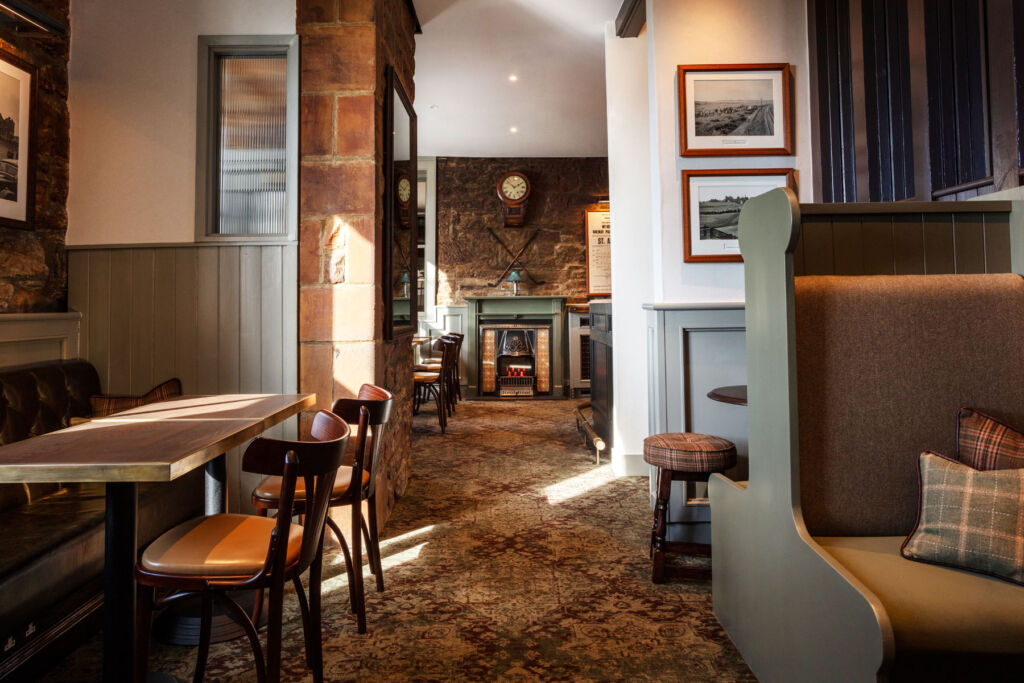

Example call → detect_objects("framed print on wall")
0 48 35 229
682 168 796 263
585 208 611 297
678 63 792 157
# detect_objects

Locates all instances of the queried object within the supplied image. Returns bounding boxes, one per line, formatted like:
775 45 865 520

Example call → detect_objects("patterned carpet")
42 399 754 682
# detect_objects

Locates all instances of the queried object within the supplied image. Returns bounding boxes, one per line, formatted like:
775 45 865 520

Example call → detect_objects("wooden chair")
135 410 350 683
252 384 393 634
414 338 455 433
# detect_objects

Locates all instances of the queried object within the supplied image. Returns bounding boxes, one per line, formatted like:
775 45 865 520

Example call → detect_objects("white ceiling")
413 0 621 158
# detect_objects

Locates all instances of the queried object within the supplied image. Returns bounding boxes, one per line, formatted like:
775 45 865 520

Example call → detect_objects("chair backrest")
795 273 1024 536
331 384 394 498
439 338 457 377
242 410 350 574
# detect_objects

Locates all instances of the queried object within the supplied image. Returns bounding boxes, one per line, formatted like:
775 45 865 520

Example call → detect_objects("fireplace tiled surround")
464 296 566 398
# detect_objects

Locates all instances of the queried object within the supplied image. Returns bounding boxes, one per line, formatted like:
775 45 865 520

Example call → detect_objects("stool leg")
651 468 672 584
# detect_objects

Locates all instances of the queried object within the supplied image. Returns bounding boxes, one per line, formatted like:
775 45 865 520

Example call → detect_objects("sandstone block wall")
0 0 70 313
435 157 609 306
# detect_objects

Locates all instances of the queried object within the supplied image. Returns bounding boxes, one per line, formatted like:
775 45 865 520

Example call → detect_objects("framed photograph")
678 63 792 157
0 49 35 229
585 208 611 297
682 168 796 263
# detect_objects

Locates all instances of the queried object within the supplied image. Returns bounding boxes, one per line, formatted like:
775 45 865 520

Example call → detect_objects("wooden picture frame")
682 168 797 263
0 48 36 230
585 208 611 297
383 65 417 339
678 63 792 157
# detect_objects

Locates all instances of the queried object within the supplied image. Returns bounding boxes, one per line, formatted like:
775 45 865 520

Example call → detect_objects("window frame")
195 34 298 243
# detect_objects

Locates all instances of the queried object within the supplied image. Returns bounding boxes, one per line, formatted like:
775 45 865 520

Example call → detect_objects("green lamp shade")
507 269 523 283
400 271 411 284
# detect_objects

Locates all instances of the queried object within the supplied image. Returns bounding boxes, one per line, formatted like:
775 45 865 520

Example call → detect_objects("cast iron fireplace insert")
478 319 552 398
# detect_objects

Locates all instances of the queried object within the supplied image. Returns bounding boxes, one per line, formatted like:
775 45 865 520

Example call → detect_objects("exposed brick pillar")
297 0 416 528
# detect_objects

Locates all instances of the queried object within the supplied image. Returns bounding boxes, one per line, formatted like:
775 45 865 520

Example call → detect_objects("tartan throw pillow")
957 407 1024 470
89 378 183 418
901 451 1024 586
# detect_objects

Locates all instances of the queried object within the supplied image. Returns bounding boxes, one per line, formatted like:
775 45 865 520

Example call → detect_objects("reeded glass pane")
216 54 287 235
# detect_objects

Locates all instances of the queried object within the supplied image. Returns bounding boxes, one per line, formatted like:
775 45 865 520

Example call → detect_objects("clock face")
397 177 411 203
501 174 528 201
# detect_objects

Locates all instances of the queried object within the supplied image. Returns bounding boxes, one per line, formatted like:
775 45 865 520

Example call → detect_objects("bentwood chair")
416 334 461 414
252 384 393 634
414 338 455 433
135 410 350 683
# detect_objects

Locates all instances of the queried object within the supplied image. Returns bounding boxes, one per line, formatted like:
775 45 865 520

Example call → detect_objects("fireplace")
479 321 552 398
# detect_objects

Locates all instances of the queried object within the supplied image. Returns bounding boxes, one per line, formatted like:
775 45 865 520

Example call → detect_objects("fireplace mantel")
464 296 566 397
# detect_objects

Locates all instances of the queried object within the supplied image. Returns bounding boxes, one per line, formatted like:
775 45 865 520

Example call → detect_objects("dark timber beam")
615 0 645 37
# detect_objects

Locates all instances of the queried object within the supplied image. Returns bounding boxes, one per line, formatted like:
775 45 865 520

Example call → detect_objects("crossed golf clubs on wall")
485 226 547 287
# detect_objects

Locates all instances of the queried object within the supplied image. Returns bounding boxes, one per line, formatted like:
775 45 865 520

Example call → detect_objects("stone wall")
297 0 415 528
0 0 70 313
436 157 608 306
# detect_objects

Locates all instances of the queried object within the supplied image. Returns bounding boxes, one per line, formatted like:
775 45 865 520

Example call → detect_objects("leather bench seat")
817 536 1024 654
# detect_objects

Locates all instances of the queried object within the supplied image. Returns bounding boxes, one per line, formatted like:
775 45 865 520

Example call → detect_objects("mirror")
383 66 417 339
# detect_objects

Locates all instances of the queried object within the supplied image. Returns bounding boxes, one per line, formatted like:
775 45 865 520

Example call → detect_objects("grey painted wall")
68 244 298 512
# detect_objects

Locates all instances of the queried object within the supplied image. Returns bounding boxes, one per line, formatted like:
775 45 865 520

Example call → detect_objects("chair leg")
651 468 672 584
433 384 446 434
309 539 325 682
192 593 213 683
351 500 367 634
214 594 267 683
327 515 358 613
368 499 384 592
135 584 155 683
292 575 313 669
266 576 285 683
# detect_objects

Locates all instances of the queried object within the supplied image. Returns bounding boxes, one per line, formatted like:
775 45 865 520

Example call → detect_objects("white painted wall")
67 1 295 245
604 23 653 476
646 0 814 302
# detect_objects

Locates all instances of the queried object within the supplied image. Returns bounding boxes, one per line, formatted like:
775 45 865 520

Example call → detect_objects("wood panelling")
861 0 915 200
812 0 857 202
794 205 1013 276
925 0 991 196
67 244 298 511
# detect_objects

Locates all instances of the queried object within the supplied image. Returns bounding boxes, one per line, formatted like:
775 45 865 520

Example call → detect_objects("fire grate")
498 375 535 398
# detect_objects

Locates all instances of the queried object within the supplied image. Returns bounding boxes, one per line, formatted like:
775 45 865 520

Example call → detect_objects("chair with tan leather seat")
135 410 351 683
251 384 393 634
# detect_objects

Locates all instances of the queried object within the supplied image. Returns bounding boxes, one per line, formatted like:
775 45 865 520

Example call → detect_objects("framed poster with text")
585 208 611 297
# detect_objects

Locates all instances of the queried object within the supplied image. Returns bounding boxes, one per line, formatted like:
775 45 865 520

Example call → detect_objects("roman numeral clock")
497 171 531 227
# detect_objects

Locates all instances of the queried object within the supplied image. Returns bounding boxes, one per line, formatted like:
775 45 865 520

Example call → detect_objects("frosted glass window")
214 54 287 235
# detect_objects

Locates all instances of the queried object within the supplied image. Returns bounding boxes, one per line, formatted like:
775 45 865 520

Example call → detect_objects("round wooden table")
707 385 747 406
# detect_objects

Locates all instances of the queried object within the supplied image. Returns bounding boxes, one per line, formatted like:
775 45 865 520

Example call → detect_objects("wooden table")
0 393 314 683
707 385 748 406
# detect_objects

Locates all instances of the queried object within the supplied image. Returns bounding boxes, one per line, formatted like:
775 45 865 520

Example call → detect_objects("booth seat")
0 360 202 679
709 189 1024 682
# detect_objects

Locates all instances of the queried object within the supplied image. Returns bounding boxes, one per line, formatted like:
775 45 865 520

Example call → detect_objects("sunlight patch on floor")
543 464 616 504
322 541 429 593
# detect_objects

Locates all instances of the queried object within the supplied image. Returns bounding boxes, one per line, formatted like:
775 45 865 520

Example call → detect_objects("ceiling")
413 0 621 158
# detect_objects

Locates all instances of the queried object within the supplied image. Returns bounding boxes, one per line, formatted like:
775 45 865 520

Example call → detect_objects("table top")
707 385 748 406
0 394 314 484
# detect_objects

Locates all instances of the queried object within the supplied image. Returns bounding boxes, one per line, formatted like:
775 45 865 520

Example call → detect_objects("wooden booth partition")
708 190 1024 682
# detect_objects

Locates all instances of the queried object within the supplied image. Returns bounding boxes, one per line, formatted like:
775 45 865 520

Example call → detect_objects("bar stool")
643 432 736 583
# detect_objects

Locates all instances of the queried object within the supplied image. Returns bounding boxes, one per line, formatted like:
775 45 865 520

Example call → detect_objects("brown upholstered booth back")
795 274 1024 537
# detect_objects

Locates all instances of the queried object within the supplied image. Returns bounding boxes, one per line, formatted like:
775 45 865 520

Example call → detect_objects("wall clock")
497 171 531 227
397 173 412 228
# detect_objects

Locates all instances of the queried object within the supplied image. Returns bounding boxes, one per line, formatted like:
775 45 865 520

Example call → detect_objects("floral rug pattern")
42 400 754 682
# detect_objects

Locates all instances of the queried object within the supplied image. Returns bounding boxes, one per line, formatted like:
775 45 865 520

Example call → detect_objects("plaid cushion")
901 451 1024 586
643 433 736 473
958 407 1024 471
89 378 183 418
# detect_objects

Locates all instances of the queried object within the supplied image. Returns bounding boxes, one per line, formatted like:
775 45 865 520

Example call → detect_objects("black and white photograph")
0 49 34 229
679 64 792 156
693 79 774 137
683 169 796 262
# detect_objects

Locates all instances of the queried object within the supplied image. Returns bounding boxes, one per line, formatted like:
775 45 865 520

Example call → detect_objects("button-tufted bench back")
0 360 101 512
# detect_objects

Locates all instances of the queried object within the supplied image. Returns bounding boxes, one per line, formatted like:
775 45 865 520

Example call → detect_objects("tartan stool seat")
644 432 737 583
643 433 737 473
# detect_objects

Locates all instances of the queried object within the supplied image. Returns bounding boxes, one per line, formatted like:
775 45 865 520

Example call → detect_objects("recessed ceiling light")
508 74 518 82
429 104 439 110
509 126 518 133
